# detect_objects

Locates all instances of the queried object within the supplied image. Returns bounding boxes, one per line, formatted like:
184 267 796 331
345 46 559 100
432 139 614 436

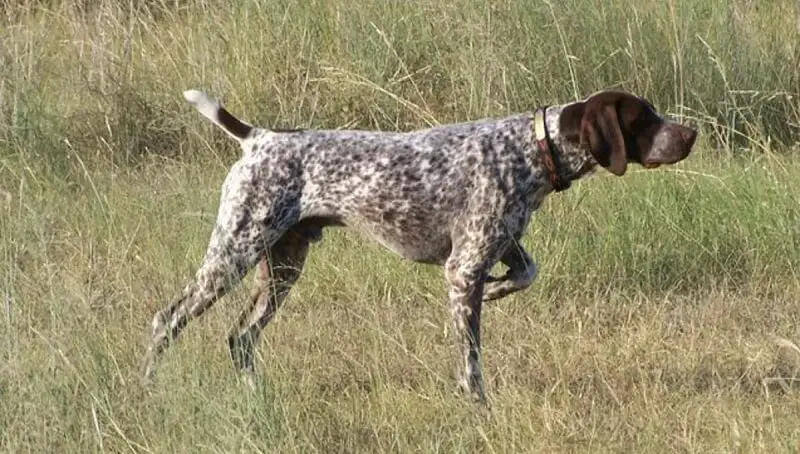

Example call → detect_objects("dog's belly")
350 217 452 265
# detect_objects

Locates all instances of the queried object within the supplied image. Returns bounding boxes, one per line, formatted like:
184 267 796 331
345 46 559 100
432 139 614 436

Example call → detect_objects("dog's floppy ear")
580 104 627 176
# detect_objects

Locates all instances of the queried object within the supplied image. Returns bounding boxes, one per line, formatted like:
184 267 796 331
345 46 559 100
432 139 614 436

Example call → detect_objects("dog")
142 88 697 402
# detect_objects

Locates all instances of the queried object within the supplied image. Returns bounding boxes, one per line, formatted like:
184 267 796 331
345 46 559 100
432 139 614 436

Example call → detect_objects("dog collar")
534 107 570 192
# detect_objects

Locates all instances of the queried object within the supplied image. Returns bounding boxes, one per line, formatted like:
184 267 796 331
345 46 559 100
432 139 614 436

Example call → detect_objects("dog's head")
560 90 697 176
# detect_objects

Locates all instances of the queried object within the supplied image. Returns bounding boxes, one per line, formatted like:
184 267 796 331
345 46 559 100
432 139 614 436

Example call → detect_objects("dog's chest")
499 185 547 240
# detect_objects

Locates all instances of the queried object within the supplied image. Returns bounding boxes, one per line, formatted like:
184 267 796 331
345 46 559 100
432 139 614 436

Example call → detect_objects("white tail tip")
183 89 207 105
182 89 254 141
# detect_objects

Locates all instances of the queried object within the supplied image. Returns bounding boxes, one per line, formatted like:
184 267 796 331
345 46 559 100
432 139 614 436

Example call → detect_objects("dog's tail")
183 90 254 141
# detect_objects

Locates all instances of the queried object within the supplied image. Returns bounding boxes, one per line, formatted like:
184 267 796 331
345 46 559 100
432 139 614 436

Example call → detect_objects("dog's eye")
626 106 658 133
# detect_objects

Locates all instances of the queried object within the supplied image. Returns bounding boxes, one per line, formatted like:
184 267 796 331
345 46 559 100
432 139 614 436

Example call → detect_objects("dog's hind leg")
142 169 299 381
141 223 279 382
227 226 314 377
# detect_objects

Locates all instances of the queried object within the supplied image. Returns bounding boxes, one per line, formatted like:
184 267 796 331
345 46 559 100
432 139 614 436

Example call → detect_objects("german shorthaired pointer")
142 88 697 401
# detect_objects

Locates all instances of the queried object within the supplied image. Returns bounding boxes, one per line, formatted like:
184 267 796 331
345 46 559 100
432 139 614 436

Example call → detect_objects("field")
2 0 800 452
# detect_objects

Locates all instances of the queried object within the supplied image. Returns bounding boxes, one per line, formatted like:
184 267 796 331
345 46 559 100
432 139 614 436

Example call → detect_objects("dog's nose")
682 127 697 147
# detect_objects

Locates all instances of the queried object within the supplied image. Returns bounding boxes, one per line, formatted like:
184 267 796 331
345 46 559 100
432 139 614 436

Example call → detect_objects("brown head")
559 90 697 176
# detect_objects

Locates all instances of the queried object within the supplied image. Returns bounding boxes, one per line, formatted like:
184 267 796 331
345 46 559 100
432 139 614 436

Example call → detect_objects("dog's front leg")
483 241 537 302
445 255 489 403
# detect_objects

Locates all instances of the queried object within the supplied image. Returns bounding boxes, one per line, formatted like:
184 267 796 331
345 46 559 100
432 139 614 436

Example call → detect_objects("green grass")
2 0 800 452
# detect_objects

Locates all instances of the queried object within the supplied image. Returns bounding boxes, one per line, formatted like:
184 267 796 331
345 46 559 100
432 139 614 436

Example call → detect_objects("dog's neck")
542 104 598 183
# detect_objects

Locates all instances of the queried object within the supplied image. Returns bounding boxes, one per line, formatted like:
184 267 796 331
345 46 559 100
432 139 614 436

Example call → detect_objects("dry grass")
3 152 800 453
2 0 800 452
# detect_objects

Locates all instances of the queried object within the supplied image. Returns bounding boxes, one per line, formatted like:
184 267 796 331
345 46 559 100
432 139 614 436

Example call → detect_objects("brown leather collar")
533 107 570 192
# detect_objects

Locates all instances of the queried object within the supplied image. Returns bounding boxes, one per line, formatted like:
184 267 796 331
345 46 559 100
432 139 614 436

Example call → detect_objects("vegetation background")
1 0 799 452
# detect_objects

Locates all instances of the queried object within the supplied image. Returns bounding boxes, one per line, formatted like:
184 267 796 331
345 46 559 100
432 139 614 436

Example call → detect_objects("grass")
2 0 800 452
